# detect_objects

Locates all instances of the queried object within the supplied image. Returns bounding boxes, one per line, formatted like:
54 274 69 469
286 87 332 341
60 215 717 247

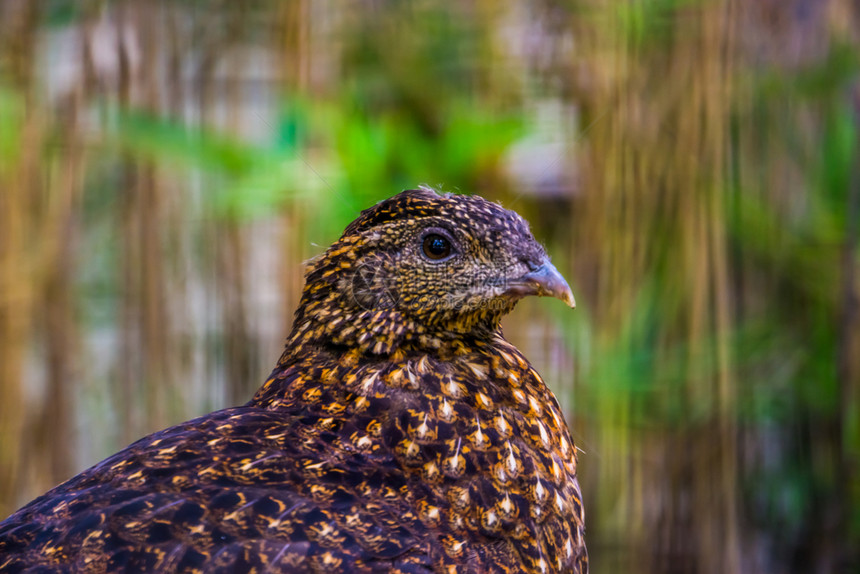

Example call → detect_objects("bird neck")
252 326 532 413
281 282 509 359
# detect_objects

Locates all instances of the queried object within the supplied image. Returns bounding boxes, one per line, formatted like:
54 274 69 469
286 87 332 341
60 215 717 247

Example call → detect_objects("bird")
0 187 587 573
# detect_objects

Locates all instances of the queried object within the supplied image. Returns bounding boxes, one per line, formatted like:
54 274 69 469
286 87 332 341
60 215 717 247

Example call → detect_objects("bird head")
288 187 575 355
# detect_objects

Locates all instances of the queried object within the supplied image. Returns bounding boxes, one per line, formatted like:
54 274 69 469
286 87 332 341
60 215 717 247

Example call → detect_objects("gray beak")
505 259 576 309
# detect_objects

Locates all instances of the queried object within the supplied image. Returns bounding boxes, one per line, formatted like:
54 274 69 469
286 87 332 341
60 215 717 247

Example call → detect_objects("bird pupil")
423 234 451 260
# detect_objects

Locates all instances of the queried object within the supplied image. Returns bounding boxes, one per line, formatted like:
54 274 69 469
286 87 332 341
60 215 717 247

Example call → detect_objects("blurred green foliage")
0 88 24 169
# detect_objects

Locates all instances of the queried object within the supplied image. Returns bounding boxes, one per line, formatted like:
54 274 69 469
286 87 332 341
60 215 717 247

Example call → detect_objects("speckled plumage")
0 187 587 573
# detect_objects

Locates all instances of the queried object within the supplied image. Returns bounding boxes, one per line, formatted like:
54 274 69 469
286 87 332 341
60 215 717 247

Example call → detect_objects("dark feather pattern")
0 188 587 573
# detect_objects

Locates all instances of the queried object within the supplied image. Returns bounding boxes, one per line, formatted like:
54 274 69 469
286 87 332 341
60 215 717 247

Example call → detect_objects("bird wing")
0 407 434 573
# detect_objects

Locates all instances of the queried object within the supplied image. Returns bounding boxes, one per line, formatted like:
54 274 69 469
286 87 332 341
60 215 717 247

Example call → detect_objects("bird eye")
422 233 452 261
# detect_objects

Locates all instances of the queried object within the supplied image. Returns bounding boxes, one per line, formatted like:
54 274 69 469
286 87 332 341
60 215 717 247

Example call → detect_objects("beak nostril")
522 258 541 272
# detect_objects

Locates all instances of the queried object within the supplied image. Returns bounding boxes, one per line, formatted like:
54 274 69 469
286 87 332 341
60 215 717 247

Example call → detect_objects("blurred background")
0 0 858 572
